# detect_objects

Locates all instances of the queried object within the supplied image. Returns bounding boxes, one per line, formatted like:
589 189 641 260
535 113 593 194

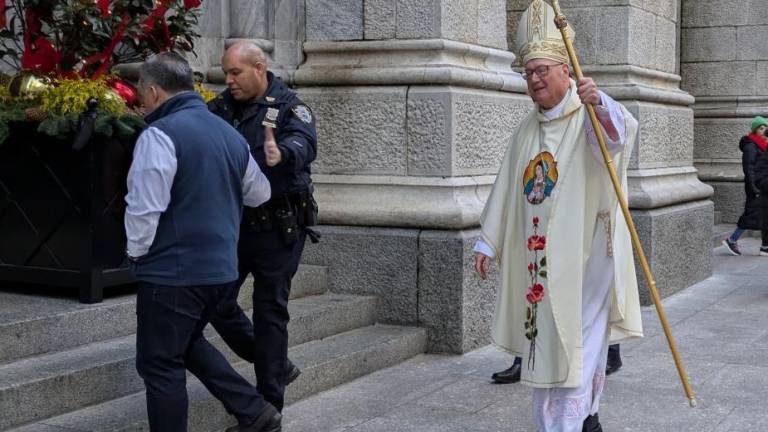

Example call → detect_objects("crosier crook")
549 0 698 409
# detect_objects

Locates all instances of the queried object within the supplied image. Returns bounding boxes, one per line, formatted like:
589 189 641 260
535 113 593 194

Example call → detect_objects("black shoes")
286 359 301 385
226 404 282 432
224 361 296 431
582 413 603 432
491 362 521 384
606 344 622 376
722 239 741 256
606 354 622 376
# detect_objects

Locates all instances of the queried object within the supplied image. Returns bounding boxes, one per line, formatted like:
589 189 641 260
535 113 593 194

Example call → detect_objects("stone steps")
286 264 329 300
0 259 430 432
0 292 137 366
0 293 377 430
0 265 328 365
7 324 427 432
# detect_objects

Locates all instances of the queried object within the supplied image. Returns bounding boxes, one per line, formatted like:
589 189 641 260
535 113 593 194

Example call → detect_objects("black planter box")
0 122 136 303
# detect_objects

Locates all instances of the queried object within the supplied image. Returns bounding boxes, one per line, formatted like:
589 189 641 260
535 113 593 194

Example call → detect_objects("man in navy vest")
125 52 279 432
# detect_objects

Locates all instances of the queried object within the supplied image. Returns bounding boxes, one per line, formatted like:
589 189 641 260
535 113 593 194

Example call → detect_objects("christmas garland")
0 1 206 145
0 74 147 144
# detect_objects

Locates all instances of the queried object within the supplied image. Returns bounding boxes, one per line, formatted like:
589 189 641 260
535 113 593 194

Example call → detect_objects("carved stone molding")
312 174 495 229
294 39 526 92
627 166 714 209
582 65 695 106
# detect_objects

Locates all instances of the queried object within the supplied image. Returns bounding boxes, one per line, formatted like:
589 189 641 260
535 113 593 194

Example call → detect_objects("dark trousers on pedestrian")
761 195 768 247
136 281 268 432
212 227 306 411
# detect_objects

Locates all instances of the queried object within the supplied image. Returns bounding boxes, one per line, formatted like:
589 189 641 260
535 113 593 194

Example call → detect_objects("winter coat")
754 143 768 192
737 135 764 230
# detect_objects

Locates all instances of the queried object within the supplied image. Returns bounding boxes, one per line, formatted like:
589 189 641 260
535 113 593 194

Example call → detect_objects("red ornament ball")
107 78 139 107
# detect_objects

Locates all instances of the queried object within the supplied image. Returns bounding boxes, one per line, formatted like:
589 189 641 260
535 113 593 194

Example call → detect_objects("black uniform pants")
135 281 268 432
211 227 306 411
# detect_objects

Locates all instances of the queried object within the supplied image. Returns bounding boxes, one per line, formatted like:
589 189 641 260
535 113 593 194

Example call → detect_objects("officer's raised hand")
264 126 282 167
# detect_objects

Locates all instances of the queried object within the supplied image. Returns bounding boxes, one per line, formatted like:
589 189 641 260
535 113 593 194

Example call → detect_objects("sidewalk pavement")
283 237 768 432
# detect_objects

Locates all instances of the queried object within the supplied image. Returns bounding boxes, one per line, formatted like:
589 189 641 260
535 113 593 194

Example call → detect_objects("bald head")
222 42 270 102
226 41 268 68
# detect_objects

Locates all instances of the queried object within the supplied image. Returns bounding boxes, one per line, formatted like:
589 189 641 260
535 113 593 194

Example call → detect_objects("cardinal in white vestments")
473 1 643 431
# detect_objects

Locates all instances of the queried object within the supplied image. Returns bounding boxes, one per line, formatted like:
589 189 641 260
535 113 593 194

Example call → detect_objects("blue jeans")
135 281 267 432
730 228 745 242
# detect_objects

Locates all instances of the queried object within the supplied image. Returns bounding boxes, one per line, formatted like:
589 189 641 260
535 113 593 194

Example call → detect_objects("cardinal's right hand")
474 252 492 280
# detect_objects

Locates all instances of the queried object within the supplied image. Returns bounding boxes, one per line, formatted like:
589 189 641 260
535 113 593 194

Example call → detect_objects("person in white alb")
474 1 643 431
124 52 281 432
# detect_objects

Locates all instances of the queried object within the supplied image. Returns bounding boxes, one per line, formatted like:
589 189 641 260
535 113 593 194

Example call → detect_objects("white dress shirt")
125 127 270 258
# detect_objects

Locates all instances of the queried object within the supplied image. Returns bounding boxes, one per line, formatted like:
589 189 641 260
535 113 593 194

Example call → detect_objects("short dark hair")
139 52 194 94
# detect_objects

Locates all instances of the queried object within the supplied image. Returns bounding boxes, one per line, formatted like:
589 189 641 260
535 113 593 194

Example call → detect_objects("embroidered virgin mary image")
523 152 558 205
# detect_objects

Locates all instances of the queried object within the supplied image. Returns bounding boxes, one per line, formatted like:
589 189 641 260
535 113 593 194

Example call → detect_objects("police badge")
262 107 279 128
292 105 313 124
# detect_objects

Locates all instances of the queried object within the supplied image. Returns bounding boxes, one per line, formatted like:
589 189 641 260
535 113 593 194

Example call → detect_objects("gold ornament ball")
8 73 53 98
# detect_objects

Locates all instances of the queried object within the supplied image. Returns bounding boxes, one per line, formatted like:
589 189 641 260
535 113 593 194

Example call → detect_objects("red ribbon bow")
142 2 172 50
97 0 111 18
87 15 131 79
20 8 61 75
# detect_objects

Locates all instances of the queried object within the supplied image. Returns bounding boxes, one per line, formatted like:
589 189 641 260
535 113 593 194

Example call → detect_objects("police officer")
209 41 318 416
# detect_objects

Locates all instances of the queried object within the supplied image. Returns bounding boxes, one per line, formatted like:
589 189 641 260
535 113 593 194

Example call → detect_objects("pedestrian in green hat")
723 116 768 256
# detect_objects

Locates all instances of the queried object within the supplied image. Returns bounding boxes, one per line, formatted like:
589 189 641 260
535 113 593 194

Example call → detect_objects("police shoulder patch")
292 105 313 124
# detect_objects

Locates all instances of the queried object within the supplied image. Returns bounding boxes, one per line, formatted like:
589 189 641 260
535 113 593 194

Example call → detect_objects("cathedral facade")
188 0 761 353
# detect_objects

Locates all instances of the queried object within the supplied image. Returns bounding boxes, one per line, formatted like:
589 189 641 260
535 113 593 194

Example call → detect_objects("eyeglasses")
521 63 564 81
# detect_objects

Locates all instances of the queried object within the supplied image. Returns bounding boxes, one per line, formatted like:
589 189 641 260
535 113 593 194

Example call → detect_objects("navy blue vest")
133 92 250 286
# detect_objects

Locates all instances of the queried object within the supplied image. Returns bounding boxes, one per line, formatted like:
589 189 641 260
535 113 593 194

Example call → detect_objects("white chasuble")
480 81 643 389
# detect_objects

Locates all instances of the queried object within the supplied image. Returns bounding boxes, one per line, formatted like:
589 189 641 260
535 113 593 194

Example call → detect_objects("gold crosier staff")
549 0 697 408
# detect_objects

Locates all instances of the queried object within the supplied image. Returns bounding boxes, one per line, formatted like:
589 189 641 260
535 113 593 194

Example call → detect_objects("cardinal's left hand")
577 77 601 106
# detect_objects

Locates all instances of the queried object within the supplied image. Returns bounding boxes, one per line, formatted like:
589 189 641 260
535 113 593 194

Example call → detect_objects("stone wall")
203 0 305 84
189 0 229 75
508 0 680 73
294 0 531 354
305 0 507 49
680 0 768 224
194 0 723 353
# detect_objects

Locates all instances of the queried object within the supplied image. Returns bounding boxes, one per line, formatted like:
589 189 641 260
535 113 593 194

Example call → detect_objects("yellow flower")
39 77 126 116
0 85 12 103
195 83 218 104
